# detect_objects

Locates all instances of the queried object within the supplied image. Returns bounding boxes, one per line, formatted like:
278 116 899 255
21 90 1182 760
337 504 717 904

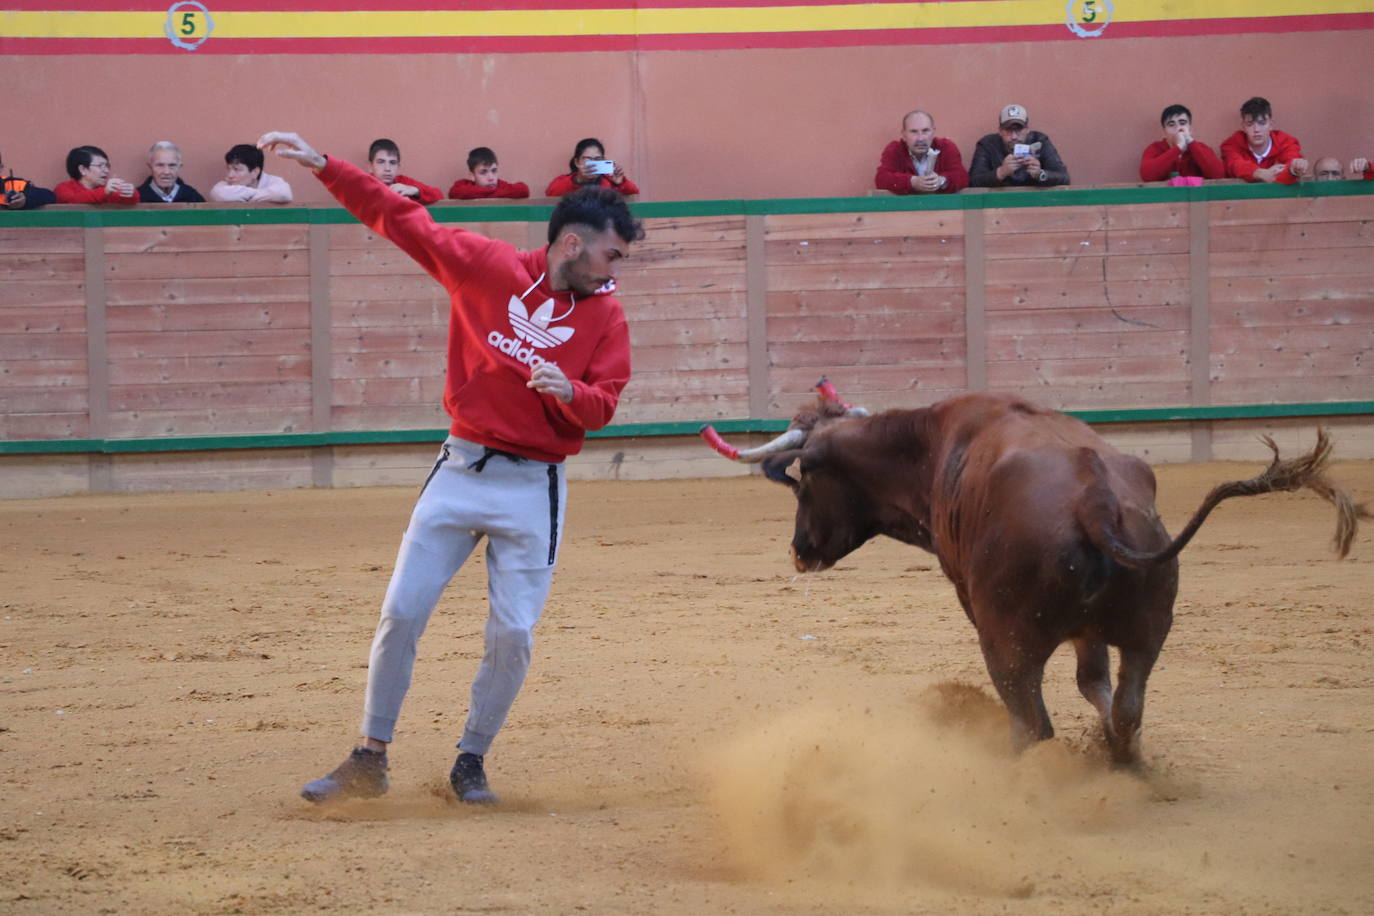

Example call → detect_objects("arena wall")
2 183 1371 497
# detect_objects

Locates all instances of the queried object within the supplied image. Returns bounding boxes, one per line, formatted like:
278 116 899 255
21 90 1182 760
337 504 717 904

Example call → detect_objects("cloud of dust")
708 681 1154 898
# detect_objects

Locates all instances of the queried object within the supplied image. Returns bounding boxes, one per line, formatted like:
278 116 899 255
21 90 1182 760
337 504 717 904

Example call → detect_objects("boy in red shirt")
54 146 138 205
257 129 643 808
448 146 530 200
1220 97 1309 183
367 138 442 205
1139 104 1224 181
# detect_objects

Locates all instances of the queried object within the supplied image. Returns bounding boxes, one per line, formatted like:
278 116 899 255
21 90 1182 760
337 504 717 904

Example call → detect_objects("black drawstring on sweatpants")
547 465 560 565
471 446 524 473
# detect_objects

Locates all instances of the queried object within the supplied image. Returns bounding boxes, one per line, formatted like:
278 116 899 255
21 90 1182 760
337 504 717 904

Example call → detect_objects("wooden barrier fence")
1 183 1371 496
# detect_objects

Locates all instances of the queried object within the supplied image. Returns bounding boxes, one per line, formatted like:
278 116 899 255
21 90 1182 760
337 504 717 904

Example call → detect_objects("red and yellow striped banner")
2 0 1371 54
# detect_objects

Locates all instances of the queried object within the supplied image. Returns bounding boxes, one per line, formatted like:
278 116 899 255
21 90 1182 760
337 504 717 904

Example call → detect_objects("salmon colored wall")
2 30 1372 202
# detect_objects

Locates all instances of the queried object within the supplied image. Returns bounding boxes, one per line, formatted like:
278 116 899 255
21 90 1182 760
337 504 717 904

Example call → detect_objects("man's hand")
108 178 136 197
1288 158 1310 179
257 132 327 171
610 163 626 187
996 152 1024 181
1024 156 1043 180
1352 157 1370 175
4 191 25 210
527 363 573 404
390 183 420 197
1251 166 1280 183
910 173 943 194
1173 130 1192 150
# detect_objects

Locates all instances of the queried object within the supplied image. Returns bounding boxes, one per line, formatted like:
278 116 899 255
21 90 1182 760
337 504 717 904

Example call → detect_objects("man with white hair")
137 141 205 203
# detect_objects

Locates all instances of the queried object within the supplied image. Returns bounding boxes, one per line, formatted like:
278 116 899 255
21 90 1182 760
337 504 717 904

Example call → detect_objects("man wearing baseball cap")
969 103 1070 188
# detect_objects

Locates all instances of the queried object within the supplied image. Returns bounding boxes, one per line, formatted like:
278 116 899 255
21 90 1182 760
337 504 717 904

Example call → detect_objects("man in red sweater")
1220 97 1309 183
1139 104 1224 181
367 138 442 205
448 146 530 200
54 146 138 205
874 109 968 194
258 130 643 807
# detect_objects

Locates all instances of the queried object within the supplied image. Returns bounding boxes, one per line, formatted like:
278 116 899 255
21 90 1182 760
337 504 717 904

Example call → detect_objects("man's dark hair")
1160 104 1191 126
568 137 604 173
547 187 644 246
1240 97 1272 120
224 143 264 173
65 145 107 180
467 146 497 171
368 138 400 162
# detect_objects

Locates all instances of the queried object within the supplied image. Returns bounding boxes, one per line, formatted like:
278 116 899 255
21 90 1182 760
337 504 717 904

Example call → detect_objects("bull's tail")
1075 429 1369 568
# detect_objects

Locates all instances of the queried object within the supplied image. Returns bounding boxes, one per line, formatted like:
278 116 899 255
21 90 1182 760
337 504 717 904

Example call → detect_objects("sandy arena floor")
1 456 1372 914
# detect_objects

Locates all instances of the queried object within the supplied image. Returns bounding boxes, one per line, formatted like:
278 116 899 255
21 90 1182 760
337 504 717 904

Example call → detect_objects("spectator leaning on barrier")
969 104 1070 188
1311 157 1345 181
210 143 293 203
367 138 443 205
449 146 530 200
55 146 138 205
1139 104 1224 182
137 141 205 203
1220 97 1308 184
1 151 56 210
874 109 968 194
545 137 639 197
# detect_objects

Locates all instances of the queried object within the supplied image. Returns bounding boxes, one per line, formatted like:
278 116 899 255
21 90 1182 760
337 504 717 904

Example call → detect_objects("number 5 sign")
165 1 215 50
1066 0 1113 37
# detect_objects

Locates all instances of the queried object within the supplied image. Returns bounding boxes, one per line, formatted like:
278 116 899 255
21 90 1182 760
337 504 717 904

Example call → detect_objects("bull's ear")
761 449 806 490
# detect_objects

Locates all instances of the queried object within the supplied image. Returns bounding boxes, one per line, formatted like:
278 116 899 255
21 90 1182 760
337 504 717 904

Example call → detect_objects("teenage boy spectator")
55 146 138 205
1349 157 1372 180
256 128 642 808
545 138 639 197
367 138 442 205
1311 157 1345 181
1220 97 1309 183
1139 104 1224 181
874 109 968 194
210 143 293 203
969 104 1070 188
1 151 56 210
449 147 530 200
137 141 206 203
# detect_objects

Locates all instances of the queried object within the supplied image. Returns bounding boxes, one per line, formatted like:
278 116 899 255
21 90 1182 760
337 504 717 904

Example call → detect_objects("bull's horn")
699 425 806 462
845 406 871 417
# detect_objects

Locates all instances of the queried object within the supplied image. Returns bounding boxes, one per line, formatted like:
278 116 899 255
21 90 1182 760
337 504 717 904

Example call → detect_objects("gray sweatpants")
361 436 567 756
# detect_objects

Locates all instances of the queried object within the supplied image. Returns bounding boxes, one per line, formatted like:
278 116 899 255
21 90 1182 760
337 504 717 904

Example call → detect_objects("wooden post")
1188 199 1212 462
963 209 987 393
745 213 769 419
309 223 334 487
83 225 111 492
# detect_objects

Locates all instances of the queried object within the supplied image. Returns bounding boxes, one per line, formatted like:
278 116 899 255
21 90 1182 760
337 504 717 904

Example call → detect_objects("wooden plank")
107 407 315 438
106 301 311 333
1209 350 1367 375
766 288 964 316
767 312 965 341
0 305 86 334
964 207 986 393
769 365 955 394
107 354 311 385
108 380 311 411
0 386 89 412
330 298 450 327
1210 249 1374 278
986 329 1189 361
985 253 1191 284
987 382 1193 411
766 262 963 291
1210 377 1372 404
332 352 446 380
0 411 91 440
615 291 747 322
105 250 309 280
764 210 962 241
765 235 963 265
983 228 1189 259
986 305 1189 334
1209 220 1374 252
988 355 1190 385
0 454 91 499
0 282 87 311
619 369 750 399
107 449 314 494
985 204 1188 234
607 396 752 424
331 376 446 407
1210 299 1374 327
106 276 310 307
618 239 746 270
985 279 1189 311
105 328 311 359
103 225 310 253
1210 276 1373 304
330 405 450 430
0 227 85 253
83 225 107 441
328 221 528 249
1209 196 1374 226
1212 326 1374 350
628 316 749 347
769 338 965 367
626 342 748 373
603 265 748 295
331 326 448 353
0 333 88 360
0 253 86 280
639 216 747 244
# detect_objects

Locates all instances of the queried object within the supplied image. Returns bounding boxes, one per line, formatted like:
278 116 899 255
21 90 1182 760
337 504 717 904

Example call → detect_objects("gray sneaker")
449 751 499 805
300 747 389 803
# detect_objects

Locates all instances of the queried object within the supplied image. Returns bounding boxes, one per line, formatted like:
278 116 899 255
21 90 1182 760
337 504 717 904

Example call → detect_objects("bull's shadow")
702 381 1367 767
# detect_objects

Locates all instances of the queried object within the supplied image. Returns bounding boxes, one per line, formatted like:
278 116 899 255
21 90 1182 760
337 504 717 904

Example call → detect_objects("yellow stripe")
2 2 1370 40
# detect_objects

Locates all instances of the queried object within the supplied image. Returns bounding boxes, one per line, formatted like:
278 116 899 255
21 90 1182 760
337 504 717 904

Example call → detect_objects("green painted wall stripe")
5 180 1371 228
2 401 1369 456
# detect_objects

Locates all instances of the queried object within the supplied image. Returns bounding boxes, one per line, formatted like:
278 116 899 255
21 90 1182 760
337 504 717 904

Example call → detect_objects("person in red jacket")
258 129 644 808
545 137 639 197
54 146 138 205
874 109 968 194
1351 157 1373 180
1220 97 1309 183
448 146 530 200
366 138 442 205
1139 104 1224 182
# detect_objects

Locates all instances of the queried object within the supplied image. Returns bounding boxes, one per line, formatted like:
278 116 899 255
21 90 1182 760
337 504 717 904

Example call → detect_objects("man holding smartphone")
969 104 1070 188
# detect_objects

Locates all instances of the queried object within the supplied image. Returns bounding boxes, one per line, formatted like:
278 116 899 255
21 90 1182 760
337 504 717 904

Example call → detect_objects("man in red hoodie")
367 138 443 205
874 109 968 194
1139 104 1224 182
257 130 644 807
1220 97 1309 183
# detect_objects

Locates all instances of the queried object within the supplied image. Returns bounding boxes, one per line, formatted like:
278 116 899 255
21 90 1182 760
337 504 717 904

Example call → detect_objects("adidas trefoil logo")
487 295 573 368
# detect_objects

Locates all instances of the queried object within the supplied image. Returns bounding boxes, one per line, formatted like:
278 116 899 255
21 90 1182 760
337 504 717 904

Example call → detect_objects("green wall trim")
2 401 1369 457
4 180 1370 228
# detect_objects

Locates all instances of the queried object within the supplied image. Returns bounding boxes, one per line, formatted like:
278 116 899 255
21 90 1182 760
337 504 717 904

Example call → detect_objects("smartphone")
1013 144 1032 158
587 159 615 176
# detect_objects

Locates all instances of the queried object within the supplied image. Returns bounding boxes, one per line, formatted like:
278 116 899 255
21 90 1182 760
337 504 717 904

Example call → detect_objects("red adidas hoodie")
316 155 631 463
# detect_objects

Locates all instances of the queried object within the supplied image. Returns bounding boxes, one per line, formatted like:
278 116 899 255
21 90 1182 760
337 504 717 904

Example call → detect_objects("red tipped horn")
699 424 740 460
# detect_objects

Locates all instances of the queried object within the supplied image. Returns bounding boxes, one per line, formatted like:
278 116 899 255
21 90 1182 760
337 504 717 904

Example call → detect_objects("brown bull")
702 388 1366 766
